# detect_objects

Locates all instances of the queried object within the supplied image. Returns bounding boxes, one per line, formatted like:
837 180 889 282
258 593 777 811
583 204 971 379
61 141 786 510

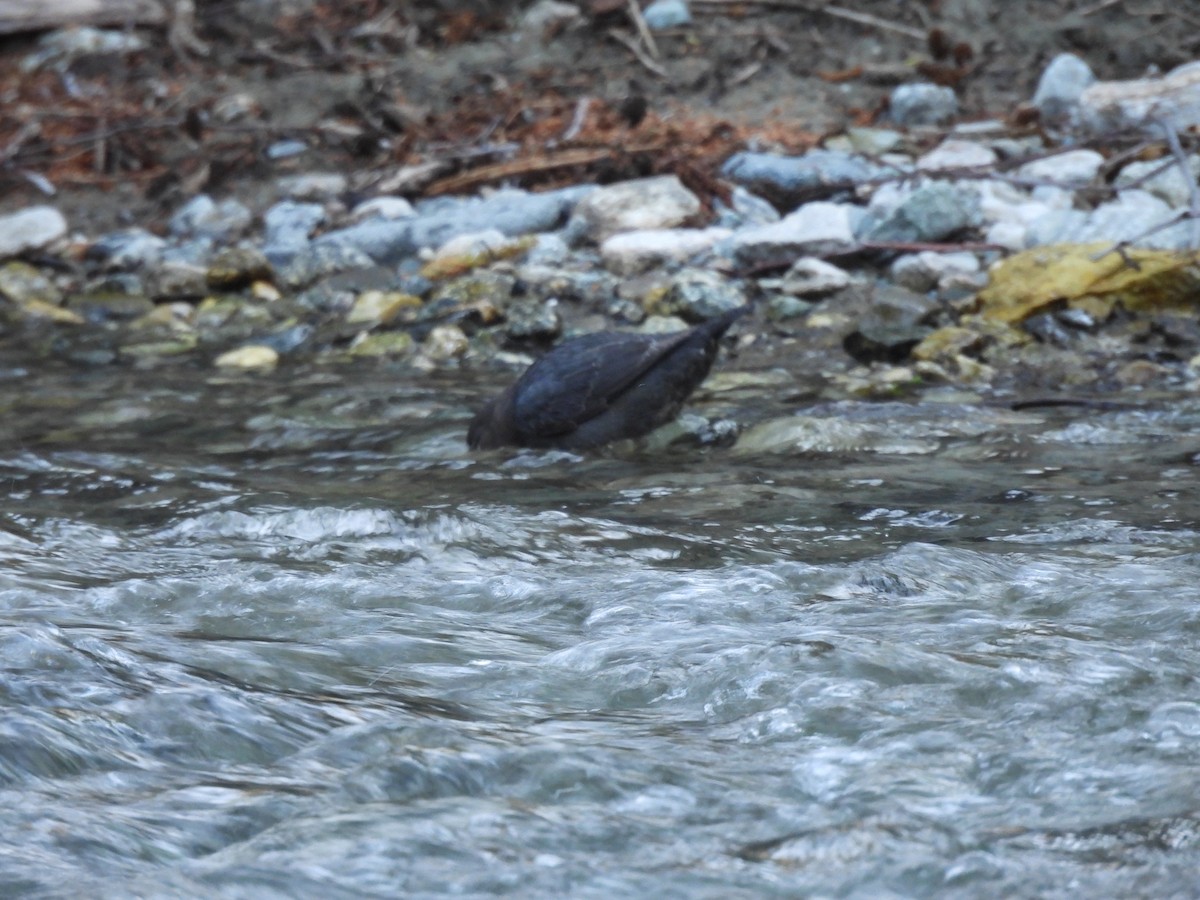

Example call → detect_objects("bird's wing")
511 330 693 438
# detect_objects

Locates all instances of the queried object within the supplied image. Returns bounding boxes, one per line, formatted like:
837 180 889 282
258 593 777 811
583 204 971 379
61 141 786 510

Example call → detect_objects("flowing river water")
2 359 1200 898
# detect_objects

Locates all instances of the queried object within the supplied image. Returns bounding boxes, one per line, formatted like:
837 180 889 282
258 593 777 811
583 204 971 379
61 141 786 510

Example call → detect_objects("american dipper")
468 305 749 451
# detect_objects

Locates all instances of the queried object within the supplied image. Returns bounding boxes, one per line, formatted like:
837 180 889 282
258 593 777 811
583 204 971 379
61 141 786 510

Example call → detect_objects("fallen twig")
691 0 925 42
625 0 660 60
606 29 670 80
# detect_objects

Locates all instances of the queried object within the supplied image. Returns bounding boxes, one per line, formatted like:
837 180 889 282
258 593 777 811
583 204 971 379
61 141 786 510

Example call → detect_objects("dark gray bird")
468 305 749 451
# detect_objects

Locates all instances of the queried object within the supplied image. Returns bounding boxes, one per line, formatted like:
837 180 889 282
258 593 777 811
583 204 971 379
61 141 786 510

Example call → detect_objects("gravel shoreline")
4 35 1200 450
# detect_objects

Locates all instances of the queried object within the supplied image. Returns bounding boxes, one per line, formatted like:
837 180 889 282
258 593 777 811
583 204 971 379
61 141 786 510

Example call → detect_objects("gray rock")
525 233 571 266
319 187 579 263
765 295 815 321
280 242 376 289
144 261 208 300
643 0 691 29
889 83 958 126
713 186 781 229
568 176 701 243
731 201 859 267
1032 53 1096 124
843 285 940 363
169 195 253 242
862 181 979 243
68 292 155 323
0 206 67 258
654 268 746 321
504 300 562 341
263 200 326 262
890 251 981 294
722 150 883 208
207 247 274 290
87 228 167 270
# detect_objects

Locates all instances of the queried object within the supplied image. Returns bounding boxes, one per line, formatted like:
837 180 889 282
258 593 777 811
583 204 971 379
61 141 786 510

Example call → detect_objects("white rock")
276 172 348 200
569 176 701 243
1078 60 1200 134
600 227 731 275
1017 149 1105 183
776 258 853 296
891 251 980 292
916 140 997 172
1115 155 1200 208
0 206 67 257
1032 53 1096 123
985 221 1031 251
349 196 416 222
731 201 858 265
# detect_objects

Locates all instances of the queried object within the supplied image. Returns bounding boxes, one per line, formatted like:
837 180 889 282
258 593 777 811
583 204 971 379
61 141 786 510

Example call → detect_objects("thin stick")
691 0 925 42
1157 117 1200 247
626 0 661 60
607 29 669 79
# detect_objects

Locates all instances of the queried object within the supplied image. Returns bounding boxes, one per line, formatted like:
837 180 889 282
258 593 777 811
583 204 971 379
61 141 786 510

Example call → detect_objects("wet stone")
504 300 562 342
347 330 415 358
842 285 940 364
207 247 274 290
280 243 376 290
713 186 781 230
650 268 746 322
87 228 168 270
67 292 156 323
419 324 469 362
346 290 422 326
144 262 208 301
0 261 62 306
430 270 517 308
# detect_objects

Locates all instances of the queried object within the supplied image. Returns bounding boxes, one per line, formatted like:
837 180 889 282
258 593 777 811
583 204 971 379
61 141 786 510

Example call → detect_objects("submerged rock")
467 305 748 451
